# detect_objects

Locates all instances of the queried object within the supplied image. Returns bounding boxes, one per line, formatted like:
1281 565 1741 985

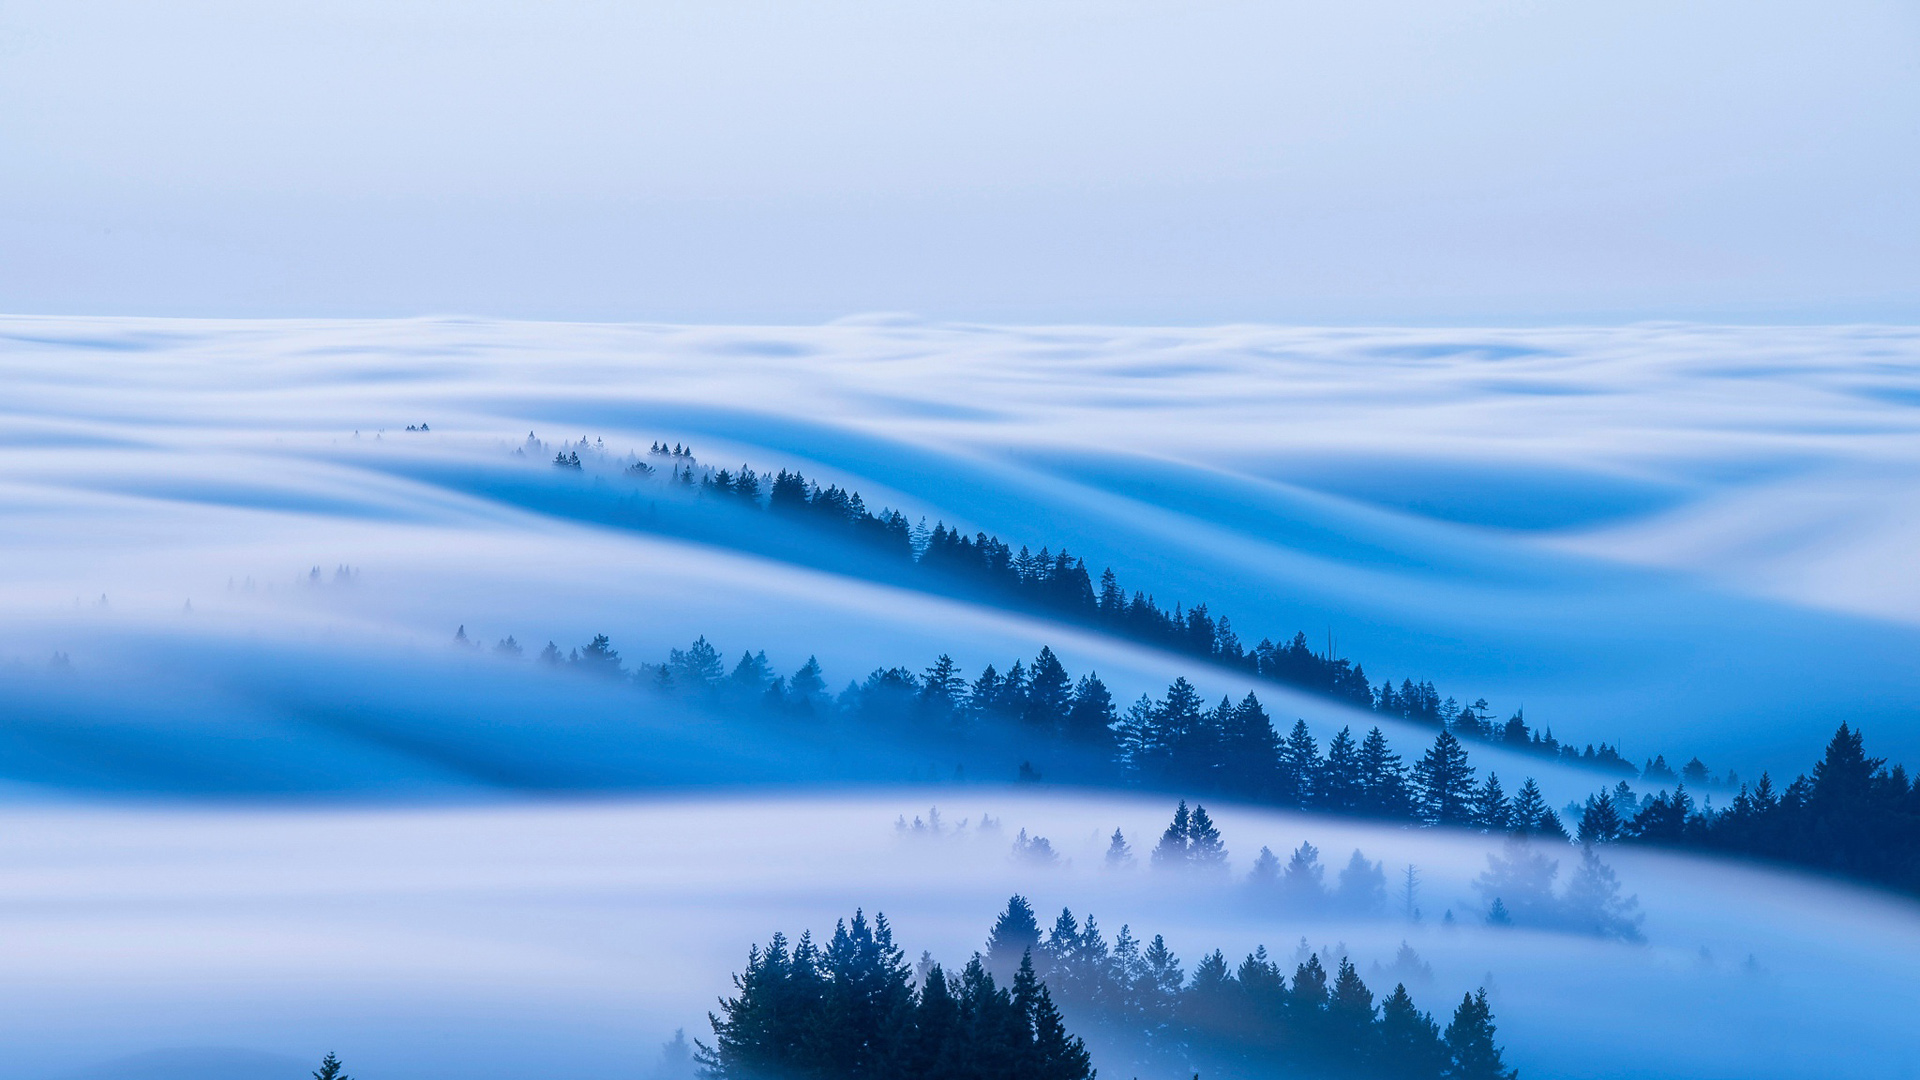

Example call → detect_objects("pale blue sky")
2 0 1915 322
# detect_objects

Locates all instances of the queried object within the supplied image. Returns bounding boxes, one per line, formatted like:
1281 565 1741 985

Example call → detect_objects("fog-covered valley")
1 316 1917 1079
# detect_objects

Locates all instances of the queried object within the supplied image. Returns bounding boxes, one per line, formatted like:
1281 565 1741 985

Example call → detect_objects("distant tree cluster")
699 898 1516 1080
1577 723 1920 894
700 909 1092 1080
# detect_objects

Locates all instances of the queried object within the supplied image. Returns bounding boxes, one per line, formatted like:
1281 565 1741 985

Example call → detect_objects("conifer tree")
1278 720 1321 808
1562 844 1644 942
919 654 965 714
312 1052 350 1080
1031 982 1094 1080
1474 836 1560 927
1377 983 1447 1079
1280 842 1328 911
1473 772 1512 832
986 896 1043 978
1152 801 1193 868
1508 779 1552 836
1187 804 1228 870
786 656 829 714
1065 674 1117 748
1156 678 1205 765
1334 849 1388 915
1578 792 1624 844
1024 647 1073 735
1248 844 1281 887
1320 726 1364 812
1114 694 1160 779
1359 726 1415 819
1105 827 1135 869
1414 731 1477 825
1326 957 1376 1070
1444 989 1518 1080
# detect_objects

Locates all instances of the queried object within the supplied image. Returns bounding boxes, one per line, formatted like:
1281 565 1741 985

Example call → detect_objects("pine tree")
312 1052 350 1080
787 656 829 714
1065 674 1117 747
1280 842 1328 912
1152 801 1193 868
1187 804 1228 870
1326 957 1377 1070
1222 692 1281 796
1114 694 1160 779
666 636 723 685
1320 726 1364 812
1278 719 1321 808
1248 845 1282 887
1563 844 1644 942
1156 678 1205 771
1473 836 1559 926
1024 647 1073 735
1030 983 1094 1080
920 654 965 715
574 633 624 678
1359 726 1414 819
1444 989 1517 1080
1485 897 1513 926
1578 791 1624 844
1472 772 1512 832
1334 849 1388 915
1377 984 1447 1079
1104 827 1135 869
1509 779 1552 836
986 896 1042 977
1414 731 1476 825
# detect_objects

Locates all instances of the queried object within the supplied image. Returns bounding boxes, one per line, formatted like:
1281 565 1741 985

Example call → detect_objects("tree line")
537 437 1662 775
698 896 1516 1080
470 624 1920 896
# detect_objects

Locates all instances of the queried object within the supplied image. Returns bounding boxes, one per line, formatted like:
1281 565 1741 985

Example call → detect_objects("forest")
695 896 1515 1080
473 624 1920 897
550 439 1631 770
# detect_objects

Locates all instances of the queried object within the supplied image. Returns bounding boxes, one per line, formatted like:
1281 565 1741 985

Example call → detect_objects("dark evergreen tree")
1024 647 1073 736
1414 731 1477 826
1376 983 1448 1079
1064 673 1117 748
1578 792 1624 844
1278 719 1321 809
1359 726 1415 819
986 895 1042 977
786 656 829 714
1444 989 1517 1080
1188 804 1228 870
1320 726 1364 813
1152 801 1193 868
1472 772 1512 832
920 654 966 717
312 1052 350 1080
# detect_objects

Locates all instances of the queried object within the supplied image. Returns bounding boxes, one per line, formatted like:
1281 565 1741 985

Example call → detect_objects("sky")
2 0 1917 323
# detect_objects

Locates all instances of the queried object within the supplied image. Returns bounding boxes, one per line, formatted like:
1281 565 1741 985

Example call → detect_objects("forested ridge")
467 624 1920 897
695 896 1517 1080
536 437 1636 772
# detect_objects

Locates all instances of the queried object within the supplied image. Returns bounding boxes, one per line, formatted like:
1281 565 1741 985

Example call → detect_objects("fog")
1 316 1917 1078
3 317 1917 772
0 793 1913 1079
